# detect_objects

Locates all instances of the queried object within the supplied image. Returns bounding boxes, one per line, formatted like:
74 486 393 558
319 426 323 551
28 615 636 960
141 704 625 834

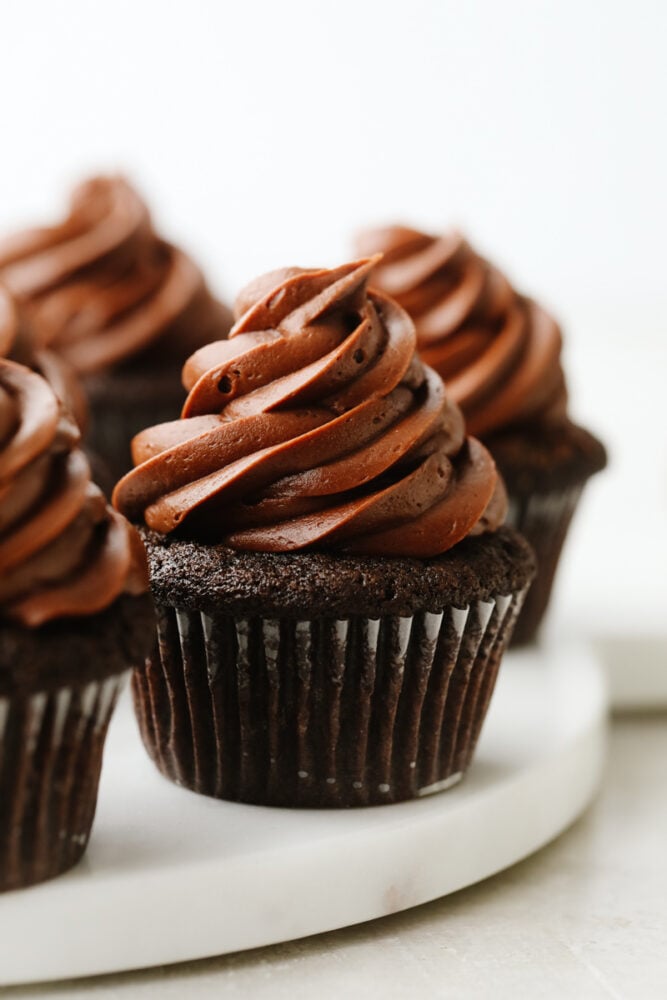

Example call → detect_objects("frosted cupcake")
0 360 153 891
355 228 607 643
0 176 233 480
114 259 535 807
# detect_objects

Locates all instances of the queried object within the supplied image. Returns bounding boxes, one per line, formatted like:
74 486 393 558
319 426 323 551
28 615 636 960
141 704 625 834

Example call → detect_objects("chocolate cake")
115 259 534 807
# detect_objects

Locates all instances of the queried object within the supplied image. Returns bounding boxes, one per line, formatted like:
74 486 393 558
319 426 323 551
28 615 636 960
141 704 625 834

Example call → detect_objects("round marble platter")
0 641 607 987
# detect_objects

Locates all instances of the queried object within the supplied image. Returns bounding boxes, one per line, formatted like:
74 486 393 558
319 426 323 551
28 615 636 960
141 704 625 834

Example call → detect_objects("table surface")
7 713 665 1000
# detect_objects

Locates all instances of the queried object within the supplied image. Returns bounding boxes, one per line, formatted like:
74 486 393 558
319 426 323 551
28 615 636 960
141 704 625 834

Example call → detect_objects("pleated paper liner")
133 586 527 809
0 674 126 893
506 486 583 646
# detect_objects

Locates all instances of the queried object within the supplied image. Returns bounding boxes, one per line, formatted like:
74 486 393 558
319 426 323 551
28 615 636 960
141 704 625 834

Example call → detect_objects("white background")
0 0 665 640
1 0 665 322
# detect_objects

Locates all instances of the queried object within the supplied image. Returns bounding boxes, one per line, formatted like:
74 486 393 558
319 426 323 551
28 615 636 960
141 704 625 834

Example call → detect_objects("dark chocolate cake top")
141 525 535 619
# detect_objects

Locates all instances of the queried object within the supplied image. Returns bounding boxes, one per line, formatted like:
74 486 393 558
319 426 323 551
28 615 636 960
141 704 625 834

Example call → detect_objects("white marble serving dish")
0 641 607 987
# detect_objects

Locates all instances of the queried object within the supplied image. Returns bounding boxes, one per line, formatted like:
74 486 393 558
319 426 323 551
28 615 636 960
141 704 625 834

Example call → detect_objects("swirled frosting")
0 282 87 430
355 227 568 438
0 283 15 358
113 259 506 557
0 176 232 374
0 360 148 626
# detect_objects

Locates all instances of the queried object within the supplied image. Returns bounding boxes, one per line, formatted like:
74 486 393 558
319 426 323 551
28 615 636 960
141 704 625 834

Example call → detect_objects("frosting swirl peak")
114 260 505 557
0 360 148 626
0 176 232 374
355 227 568 437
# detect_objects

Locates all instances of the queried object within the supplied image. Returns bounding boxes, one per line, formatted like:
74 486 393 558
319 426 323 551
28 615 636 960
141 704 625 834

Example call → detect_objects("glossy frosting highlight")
0 360 148 626
355 227 568 437
114 260 506 557
0 176 232 374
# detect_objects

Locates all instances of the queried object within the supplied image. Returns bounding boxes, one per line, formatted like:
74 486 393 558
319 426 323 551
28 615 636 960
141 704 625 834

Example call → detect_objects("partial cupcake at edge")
354 227 607 645
0 175 233 482
0 359 153 892
113 257 536 809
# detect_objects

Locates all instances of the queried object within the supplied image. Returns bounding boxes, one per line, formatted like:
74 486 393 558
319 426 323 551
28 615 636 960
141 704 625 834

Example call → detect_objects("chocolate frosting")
0 176 232 374
0 360 148 626
354 227 568 438
0 282 87 430
113 260 506 557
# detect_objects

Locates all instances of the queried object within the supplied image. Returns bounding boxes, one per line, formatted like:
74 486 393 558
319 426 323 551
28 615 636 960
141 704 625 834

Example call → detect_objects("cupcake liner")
0 674 126 892
133 587 528 808
505 485 583 646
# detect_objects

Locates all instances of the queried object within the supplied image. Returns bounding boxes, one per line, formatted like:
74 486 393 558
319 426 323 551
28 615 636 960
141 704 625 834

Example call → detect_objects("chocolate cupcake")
355 228 607 644
0 360 153 892
0 176 233 481
114 259 535 808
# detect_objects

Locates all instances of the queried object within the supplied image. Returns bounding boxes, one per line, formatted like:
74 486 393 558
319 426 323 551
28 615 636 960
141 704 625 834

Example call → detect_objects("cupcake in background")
0 176 233 481
0 360 153 892
355 227 607 644
114 258 535 808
